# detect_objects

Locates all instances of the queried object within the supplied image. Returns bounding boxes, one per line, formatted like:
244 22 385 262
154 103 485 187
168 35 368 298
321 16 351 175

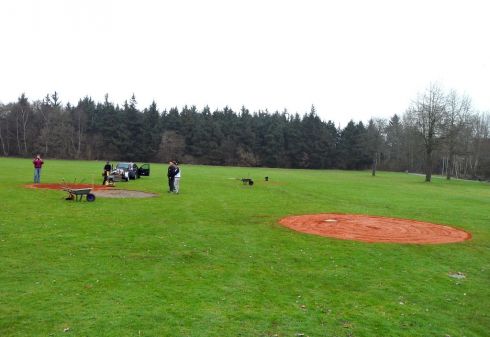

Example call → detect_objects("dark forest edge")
1 85 489 181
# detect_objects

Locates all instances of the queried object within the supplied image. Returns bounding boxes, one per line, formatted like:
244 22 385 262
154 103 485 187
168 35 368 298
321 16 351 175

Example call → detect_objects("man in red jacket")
33 154 44 183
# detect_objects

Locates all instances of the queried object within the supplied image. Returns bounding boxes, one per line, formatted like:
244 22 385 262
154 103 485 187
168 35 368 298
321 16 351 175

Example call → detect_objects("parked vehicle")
113 162 150 181
138 163 150 177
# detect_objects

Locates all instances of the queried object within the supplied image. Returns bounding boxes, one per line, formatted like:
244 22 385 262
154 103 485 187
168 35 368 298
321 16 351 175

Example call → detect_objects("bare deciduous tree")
442 90 471 180
470 112 490 177
408 83 447 182
0 105 9 156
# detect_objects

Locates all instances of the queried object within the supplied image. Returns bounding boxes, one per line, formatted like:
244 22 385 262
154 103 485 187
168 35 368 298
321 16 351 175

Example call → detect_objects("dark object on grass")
241 178 254 186
265 176 269 181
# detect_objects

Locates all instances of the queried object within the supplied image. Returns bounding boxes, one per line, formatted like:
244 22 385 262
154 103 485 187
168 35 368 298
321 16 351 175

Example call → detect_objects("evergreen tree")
283 113 306 167
301 107 337 168
143 101 162 161
121 94 145 161
338 121 371 169
261 112 287 167
385 114 403 170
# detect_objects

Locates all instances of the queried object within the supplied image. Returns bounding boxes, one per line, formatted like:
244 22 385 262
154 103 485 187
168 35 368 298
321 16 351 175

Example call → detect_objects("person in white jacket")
173 161 181 193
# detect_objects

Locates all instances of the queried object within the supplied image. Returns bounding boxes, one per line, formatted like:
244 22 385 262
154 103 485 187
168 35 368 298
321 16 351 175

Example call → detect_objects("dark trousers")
168 177 175 192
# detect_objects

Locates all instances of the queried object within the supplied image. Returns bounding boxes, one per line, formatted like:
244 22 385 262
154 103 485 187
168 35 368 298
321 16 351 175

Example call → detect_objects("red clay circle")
25 183 111 191
279 213 471 244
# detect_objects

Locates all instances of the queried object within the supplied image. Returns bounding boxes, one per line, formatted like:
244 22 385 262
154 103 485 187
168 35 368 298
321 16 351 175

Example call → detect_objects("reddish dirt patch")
92 189 157 198
25 183 112 191
25 183 157 198
279 213 471 244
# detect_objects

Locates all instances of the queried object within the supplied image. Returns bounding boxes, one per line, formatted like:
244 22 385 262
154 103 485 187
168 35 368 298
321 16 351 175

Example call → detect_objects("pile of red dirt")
25 183 112 191
279 213 471 244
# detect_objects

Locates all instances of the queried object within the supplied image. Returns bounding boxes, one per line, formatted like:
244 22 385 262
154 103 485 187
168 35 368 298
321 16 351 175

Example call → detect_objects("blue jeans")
34 168 41 183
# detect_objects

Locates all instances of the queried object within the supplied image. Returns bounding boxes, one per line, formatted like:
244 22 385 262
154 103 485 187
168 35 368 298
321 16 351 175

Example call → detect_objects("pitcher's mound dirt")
25 183 111 191
279 213 471 244
25 183 157 198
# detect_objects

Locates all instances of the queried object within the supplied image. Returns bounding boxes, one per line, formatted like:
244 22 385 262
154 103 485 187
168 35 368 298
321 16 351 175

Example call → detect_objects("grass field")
0 157 489 337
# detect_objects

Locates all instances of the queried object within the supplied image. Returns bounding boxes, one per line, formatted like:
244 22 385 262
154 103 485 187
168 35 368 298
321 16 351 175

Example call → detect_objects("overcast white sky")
1 0 489 126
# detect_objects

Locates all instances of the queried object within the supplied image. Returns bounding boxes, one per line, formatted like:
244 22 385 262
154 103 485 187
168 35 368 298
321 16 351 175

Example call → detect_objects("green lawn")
0 157 489 337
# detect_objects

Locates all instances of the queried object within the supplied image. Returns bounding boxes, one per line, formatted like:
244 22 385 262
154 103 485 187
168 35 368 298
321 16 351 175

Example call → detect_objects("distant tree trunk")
473 158 479 177
4 115 10 154
470 112 489 177
22 107 29 155
446 151 453 180
408 142 414 172
19 100 30 155
15 114 22 154
76 110 83 159
77 127 82 158
0 116 7 156
0 134 5 155
425 146 432 182
366 118 386 176
372 155 377 176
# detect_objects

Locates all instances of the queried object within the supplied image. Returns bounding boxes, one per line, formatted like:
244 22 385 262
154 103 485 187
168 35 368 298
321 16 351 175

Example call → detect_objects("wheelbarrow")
63 187 96 202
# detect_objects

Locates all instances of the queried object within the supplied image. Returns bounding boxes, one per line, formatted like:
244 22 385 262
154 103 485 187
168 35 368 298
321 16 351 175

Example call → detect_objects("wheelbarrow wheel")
86 193 96 202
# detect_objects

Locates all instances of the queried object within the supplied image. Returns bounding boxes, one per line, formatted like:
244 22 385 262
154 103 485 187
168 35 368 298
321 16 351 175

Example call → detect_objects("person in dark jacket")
167 161 177 192
102 161 112 185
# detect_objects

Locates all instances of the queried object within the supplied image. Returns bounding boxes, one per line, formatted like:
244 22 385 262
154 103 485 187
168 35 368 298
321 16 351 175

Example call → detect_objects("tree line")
0 85 489 180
